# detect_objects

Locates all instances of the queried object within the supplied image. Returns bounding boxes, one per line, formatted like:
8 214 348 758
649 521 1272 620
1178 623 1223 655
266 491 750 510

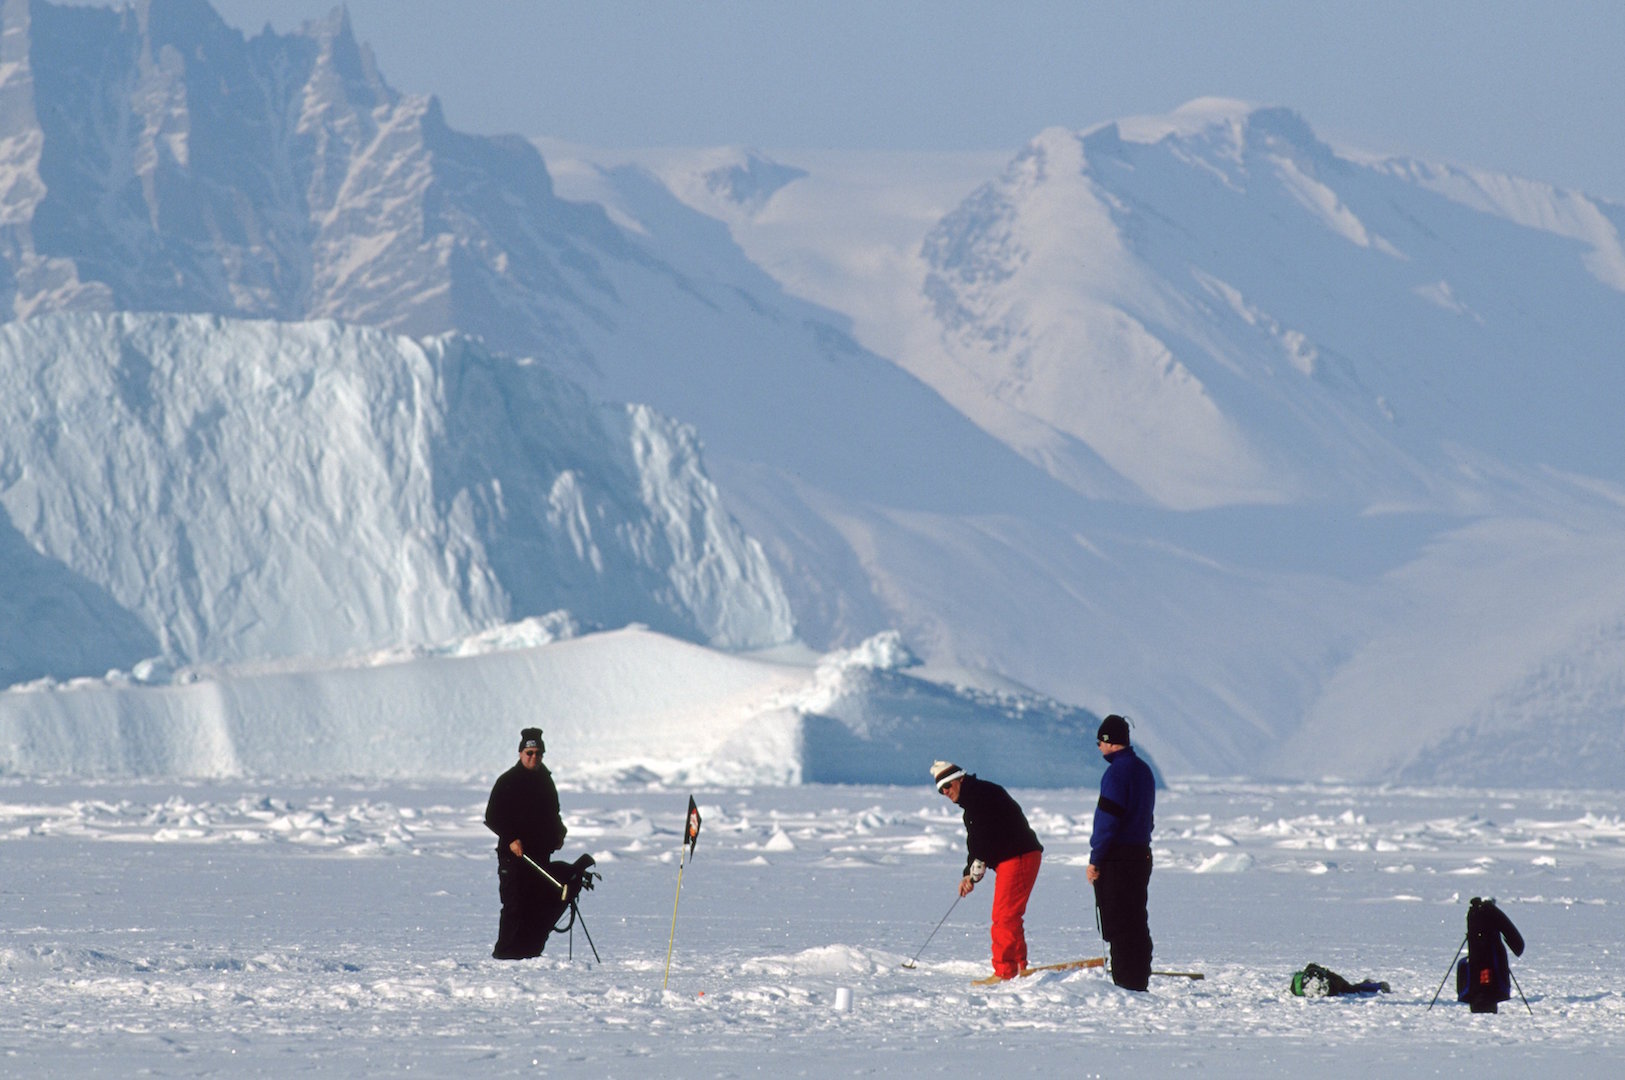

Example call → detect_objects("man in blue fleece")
1086 714 1155 990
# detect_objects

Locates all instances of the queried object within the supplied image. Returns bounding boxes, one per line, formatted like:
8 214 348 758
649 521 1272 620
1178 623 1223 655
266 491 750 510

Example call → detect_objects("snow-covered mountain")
0 0 1019 516
0 0 1062 651
544 111 1625 787
0 0 620 352
911 99 1625 511
5 0 1625 787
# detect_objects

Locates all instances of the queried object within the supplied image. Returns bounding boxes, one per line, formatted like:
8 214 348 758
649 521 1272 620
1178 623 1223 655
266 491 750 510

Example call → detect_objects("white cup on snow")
833 986 852 1012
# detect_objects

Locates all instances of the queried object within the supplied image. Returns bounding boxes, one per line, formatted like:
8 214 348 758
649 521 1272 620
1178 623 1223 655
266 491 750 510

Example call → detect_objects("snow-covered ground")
3 779 1621 1076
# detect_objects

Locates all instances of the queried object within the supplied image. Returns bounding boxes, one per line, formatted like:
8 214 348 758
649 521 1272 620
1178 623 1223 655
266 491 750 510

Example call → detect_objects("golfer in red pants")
933 761 1045 979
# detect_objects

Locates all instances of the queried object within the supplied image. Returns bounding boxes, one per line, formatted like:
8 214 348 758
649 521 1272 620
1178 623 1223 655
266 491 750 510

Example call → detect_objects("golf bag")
1290 962 1390 997
1455 897 1524 1013
545 853 600 938
494 852 600 960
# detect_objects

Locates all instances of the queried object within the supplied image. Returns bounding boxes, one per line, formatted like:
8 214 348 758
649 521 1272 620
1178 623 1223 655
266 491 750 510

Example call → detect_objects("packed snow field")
3 780 1623 1076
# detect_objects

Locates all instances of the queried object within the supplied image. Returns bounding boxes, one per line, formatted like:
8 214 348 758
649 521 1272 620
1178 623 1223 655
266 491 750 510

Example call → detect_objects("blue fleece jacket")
1089 746 1155 863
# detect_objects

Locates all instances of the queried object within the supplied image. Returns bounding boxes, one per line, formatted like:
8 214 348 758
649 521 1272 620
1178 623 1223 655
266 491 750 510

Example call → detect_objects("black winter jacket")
485 761 566 858
956 774 1043 876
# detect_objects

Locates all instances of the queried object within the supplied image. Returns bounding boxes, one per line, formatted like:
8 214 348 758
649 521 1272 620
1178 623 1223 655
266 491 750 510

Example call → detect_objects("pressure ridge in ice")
0 625 1108 787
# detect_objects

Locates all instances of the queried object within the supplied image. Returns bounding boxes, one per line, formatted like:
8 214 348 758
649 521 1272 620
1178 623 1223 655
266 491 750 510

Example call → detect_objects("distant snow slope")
1276 510 1625 787
0 312 792 667
0 625 1106 788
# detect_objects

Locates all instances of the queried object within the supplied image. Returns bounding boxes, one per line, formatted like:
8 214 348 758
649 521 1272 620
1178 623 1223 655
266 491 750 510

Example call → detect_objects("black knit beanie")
1096 714 1132 746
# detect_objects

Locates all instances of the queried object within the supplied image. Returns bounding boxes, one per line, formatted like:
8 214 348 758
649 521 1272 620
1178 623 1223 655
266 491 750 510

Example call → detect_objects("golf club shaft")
903 894 962 967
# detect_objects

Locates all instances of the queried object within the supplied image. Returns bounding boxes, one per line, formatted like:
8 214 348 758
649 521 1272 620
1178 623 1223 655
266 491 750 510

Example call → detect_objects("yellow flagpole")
663 848 687 990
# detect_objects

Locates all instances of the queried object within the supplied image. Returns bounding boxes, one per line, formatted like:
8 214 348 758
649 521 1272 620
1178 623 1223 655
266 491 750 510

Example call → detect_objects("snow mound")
376 612 583 663
1192 852 1256 874
767 635 1108 787
740 945 881 978
817 629 920 673
0 626 1106 787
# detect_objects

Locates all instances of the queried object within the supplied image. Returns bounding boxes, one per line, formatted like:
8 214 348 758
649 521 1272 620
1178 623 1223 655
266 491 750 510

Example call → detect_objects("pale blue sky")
183 1 1624 202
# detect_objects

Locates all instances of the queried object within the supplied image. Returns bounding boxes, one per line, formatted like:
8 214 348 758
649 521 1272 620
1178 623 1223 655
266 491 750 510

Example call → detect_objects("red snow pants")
989 849 1042 978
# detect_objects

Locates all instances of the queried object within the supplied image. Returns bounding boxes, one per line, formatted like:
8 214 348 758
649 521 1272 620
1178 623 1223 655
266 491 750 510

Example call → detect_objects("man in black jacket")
932 760 1044 980
485 727 568 959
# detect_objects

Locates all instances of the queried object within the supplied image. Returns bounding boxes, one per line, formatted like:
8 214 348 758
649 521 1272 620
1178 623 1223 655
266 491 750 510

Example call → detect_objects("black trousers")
493 854 565 960
1094 848 1153 990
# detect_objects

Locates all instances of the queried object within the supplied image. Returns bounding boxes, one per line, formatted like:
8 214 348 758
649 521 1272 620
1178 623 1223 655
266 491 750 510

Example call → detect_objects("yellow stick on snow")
663 849 688 991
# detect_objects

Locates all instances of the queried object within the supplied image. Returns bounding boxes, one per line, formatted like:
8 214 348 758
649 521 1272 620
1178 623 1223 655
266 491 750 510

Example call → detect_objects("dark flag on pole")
684 795 702 858
665 794 704 990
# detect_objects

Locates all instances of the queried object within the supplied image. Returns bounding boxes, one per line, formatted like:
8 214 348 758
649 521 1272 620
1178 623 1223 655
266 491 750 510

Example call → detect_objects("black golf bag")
1455 897 1524 1013
1290 962 1390 997
494 852 599 960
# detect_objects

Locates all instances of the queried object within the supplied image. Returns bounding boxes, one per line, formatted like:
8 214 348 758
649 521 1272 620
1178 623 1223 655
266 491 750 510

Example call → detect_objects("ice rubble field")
3 781 1624 1077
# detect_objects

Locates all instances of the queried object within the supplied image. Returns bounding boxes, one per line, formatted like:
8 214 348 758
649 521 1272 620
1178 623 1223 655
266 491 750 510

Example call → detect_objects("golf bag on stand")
1456 897 1525 1013
495 852 601 961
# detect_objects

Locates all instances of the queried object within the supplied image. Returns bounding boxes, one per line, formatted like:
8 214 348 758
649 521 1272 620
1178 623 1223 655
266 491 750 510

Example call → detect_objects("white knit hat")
930 760 966 791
